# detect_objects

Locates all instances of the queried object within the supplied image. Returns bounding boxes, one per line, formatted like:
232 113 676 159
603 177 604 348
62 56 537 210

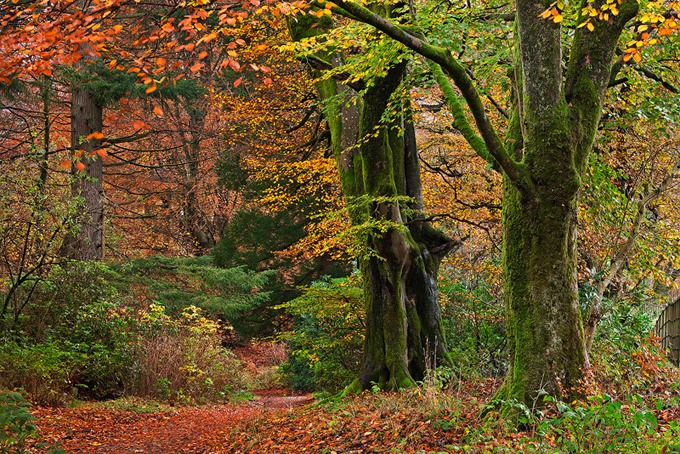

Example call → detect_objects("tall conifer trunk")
60 86 104 261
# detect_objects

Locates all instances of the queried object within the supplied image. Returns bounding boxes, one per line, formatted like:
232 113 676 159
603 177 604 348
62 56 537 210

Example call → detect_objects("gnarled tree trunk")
289 14 458 391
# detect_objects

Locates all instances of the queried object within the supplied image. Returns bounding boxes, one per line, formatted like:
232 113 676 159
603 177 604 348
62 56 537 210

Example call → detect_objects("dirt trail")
32 390 313 453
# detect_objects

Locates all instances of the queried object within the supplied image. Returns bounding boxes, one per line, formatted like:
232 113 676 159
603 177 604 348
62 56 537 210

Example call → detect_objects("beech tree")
289 14 461 390
285 0 680 411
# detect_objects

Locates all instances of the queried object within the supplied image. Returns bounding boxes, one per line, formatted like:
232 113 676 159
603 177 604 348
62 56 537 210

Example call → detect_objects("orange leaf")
60 160 72 169
146 84 157 94
234 77 242 88
133 119 146 130
198 51 208 59
154 106 164 117
96 148 108 157
76 161 86 171
156 57 166 67
86 131 105 140
190 62 203 73
227 58 240 71
185 43 195 51
263 77 272 85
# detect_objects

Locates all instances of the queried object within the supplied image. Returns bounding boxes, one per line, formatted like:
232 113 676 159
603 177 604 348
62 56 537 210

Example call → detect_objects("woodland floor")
26 343 680 453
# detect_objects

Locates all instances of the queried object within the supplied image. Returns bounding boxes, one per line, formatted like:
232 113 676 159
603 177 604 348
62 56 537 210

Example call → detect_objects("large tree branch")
328 0 528 191
565 0 639 171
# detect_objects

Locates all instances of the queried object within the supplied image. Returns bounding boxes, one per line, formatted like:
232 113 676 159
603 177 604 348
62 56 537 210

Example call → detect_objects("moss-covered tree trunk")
353 64 455 389
323 0 640 409
498 177 585 405
60 85 104 261
289 14 458 391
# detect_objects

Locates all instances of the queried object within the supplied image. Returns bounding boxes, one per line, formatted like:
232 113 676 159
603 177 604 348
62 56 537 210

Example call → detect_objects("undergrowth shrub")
0 342 81 405
132 304 246 403
0 391 38 454
111 255 274 334
0 259 262 404
279 275 364 392
0 391 64 454
440 269 506 379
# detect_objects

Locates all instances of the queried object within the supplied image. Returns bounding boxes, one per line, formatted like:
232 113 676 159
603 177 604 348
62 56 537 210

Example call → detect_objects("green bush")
0 342 82 405
1 258 263 404
530 393 680 453
440 272 506 379
0 391 37 454
111 255 274 335
279 275 364 392
16 261 120 342
0 391 64 454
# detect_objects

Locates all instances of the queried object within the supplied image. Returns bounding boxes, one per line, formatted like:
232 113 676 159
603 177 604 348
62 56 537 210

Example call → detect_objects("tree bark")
60 86 104 261
325 0 640 415
289 14 458 391
178 100 215 252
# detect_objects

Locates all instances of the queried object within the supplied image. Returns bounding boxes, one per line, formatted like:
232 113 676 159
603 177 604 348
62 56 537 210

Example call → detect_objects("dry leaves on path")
31 391 313 453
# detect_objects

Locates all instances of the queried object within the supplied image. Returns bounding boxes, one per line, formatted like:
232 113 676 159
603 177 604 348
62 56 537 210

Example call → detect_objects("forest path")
32 389 314 453
31 341 313 453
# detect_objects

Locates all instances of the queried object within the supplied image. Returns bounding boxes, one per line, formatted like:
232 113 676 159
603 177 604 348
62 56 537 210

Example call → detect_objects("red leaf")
76 161 86 171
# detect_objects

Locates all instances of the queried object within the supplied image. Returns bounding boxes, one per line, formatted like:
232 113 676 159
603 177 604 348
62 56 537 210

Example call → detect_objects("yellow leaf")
553 13 564 23
587 22 594 31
